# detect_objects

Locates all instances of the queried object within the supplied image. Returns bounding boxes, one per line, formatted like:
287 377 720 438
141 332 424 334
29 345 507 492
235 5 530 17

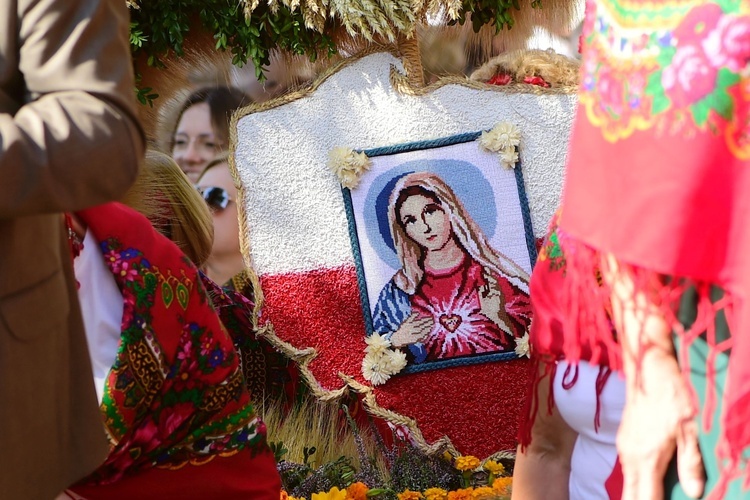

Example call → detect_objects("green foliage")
450 0 541 33
135 86 159 106
128 0 336 83
269 441 289 462
283 456 359 498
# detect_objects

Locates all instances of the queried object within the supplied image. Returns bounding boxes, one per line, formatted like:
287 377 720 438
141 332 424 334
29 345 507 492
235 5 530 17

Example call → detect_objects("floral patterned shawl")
73 203 268 485
556 0 750 496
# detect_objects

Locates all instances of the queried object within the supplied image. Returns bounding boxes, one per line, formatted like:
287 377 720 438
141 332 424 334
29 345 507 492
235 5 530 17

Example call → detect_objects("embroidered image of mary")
372 172 532 365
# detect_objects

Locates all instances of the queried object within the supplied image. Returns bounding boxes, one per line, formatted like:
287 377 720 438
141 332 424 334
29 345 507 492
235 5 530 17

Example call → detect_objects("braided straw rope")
339 373 461 457
397 35 425 87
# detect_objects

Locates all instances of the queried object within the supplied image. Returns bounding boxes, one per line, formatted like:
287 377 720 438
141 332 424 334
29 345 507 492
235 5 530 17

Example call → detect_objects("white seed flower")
479 122 522 152
500 147 519 169
514 333 530 359
382 348 408 374
327 147 372 189
365 333 391 355
362 352 390 385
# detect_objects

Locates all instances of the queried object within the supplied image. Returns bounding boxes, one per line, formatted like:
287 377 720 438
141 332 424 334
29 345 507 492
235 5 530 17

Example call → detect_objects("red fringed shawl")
554 0 750 496
519 211 618 449
70 203 277 497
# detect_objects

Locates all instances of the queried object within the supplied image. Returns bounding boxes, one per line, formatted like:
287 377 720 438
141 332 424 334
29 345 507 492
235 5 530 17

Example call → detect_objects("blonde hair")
120 150 214 266
388 171 530 295
197 153 231 182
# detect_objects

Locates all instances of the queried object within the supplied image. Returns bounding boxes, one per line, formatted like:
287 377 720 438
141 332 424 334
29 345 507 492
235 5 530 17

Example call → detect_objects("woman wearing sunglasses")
196 156 245 290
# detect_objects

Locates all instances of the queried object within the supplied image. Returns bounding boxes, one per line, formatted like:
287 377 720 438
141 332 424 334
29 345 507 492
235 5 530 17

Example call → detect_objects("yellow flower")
346 482 369 500
397 490 424 500
454 455 481 472
312 487 348 500
471 486 496 499
447 488 474 500
492 477 513 496
483 460 506 476
424 487 449 500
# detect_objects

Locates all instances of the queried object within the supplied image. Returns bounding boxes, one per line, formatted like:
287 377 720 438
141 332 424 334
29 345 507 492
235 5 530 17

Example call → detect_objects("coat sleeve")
0 0 145 217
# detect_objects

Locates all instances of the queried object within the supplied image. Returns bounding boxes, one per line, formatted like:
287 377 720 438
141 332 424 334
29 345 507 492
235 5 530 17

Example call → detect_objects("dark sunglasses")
198 186 233 211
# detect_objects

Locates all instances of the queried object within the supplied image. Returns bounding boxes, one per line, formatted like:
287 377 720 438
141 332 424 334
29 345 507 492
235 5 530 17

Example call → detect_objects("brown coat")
0 0 144 498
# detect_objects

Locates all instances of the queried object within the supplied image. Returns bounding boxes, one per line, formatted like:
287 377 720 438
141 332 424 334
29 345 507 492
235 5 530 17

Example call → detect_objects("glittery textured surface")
261 265 529 455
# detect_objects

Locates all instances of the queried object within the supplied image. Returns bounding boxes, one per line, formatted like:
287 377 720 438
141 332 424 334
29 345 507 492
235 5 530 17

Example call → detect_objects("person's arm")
512 362 577 500
0 0 144 218
604 254 705 500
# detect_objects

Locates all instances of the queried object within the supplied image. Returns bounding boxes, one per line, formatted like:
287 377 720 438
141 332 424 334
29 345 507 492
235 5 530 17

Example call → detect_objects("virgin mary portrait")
372 171 532 364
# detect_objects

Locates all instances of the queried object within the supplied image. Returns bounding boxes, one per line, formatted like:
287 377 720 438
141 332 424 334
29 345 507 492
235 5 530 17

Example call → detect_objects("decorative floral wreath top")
580 0 750 155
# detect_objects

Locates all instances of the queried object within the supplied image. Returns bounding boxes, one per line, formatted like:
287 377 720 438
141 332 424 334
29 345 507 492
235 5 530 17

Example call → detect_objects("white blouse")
554 360 625 500
74 230 124 405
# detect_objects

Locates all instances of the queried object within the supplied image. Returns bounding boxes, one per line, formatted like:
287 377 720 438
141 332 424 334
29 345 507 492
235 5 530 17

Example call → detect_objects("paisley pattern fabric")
74 203 267 485
206 272 305 409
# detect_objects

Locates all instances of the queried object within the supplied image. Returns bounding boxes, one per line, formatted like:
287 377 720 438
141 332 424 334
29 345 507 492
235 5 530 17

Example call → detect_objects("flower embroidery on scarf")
579 0 750 147
90 236 263 482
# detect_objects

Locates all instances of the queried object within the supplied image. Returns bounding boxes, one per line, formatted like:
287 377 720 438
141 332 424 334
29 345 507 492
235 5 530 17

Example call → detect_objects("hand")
390 313 433 348
604 254 705 500
479 272 514 336
617 350 704 500
479 287 503 322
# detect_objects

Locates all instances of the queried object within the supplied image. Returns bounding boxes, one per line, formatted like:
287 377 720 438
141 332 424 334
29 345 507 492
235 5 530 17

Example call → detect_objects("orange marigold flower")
447 488 474 500
483 460 505 476
424 487 449 500
397 490 424 500
455 455 481 471
346 482 369 500
471 486 496 499
492 477 513 496
281 491 289 500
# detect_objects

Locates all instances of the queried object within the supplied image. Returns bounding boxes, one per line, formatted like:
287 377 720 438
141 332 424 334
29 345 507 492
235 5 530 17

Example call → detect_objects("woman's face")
196 163 240 261
172 102 222 182
398 194 452 251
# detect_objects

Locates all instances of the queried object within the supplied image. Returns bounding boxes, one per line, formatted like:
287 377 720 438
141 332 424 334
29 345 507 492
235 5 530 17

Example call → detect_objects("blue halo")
363 159 497 269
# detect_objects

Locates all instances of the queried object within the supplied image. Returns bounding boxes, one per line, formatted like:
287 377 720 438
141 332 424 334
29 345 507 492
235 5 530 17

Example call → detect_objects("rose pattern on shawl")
596 67 625 117
537 211 567 273
672 3 723 44
704 14 750 71
579 0 749 144
662 44 718 107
